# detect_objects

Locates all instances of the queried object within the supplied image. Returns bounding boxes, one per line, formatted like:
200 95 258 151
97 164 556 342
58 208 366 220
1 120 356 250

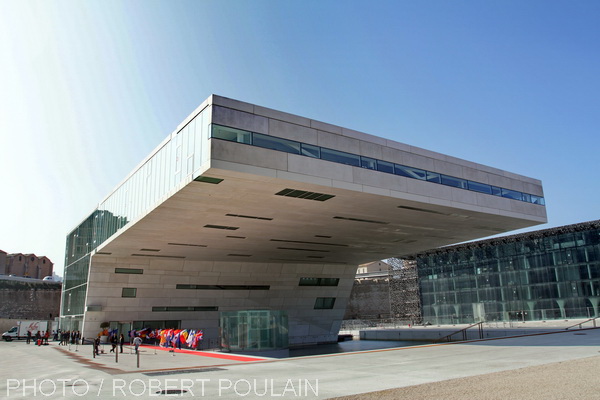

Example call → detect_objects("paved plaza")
1 326 600 399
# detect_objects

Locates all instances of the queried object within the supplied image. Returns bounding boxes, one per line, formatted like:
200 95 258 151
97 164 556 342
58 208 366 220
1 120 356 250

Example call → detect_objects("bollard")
116 346 118 363
137 348 140 368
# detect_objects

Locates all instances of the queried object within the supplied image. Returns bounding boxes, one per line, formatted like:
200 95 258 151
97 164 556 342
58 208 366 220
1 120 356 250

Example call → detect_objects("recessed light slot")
277 247 330 253
333 216 389 225
131 254 185 259
204 224 239 230
397 205 447 215
225 213 273 221
270 239 347 247
168 243 207 248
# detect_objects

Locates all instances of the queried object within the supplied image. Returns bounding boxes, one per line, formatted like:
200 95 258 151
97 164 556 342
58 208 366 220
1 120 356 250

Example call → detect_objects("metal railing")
435 321 484 343
565 316 600 330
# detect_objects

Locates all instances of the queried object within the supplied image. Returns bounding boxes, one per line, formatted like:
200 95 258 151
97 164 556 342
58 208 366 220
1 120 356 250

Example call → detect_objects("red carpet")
138 344 264 362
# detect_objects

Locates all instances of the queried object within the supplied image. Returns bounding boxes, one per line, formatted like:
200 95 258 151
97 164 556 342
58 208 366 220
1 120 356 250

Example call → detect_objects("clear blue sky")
1 0 599 277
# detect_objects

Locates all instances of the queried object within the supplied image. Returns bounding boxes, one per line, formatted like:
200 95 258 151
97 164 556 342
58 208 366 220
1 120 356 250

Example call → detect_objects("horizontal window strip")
211 124 545 206
152 306 218 312
115 268 143 274
176 284 270 290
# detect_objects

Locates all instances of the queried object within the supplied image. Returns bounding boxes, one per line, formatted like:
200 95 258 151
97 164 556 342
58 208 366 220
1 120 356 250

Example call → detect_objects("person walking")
133 335 142 354
110 334 117 353
26 330 32 344
119 334 125 353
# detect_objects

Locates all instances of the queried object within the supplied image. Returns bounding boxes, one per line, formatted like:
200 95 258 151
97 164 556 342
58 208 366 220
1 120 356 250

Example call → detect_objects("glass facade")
61 105 211 323
220 310 289 352
415 221 600 324
211 124 546 206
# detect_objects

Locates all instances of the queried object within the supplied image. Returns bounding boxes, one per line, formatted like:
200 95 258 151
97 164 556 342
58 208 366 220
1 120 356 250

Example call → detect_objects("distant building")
410 220 600 324
356 261 391 277
0 252 53 279
345 259 421 322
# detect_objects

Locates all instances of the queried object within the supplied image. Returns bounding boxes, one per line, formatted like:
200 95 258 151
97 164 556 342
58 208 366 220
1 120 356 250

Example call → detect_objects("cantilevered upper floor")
65 94 546 268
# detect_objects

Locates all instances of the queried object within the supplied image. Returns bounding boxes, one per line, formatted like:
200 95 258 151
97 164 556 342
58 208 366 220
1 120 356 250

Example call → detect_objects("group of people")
25 330 49 345
24 329 82 346
59 330 82 345
108 333 125 354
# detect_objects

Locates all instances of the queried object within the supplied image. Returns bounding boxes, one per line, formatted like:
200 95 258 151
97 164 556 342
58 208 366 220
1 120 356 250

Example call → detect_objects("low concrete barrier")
359 327 566 342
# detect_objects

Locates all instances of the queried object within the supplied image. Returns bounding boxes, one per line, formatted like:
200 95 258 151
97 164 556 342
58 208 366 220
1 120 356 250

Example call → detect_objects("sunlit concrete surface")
1 327 599 399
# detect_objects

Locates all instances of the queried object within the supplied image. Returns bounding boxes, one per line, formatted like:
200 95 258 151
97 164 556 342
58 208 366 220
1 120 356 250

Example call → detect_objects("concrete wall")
210 95 546 223
82 256 357 346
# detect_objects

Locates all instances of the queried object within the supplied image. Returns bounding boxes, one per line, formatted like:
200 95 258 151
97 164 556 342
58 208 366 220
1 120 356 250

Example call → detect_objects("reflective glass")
468 181 492 194
320 148 360 167
426 172 441 183
531 195 545 205
253 133 301 154
360 156 377 170
417 223 600 324
314 297 336 309
211 124 252 144
376 160 394 173
441 175 468 189
501 188 523 201
301 143 320 158
394 164 426 180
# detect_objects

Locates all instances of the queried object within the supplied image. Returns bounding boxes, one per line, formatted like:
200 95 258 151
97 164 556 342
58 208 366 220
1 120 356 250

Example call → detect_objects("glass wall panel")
63 107 211 320
376 160 394 173
417 223 600 324
426 172 441 184
211 124 252 144
301 143 320 158
441 175 468 189
468 181 492 194
501 188 523 201
253 133 301 154
320 148 360 167
360 156 377 170
220 310 288 352
394 164 426 180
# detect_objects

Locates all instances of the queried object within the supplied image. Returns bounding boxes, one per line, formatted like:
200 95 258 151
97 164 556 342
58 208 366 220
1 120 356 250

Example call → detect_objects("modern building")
61 95 546 348
412 220 600 324
0 251 53 279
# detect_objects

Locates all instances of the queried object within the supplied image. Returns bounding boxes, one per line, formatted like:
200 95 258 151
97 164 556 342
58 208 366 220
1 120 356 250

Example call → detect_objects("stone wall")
344 278 391 319
0 279 61 320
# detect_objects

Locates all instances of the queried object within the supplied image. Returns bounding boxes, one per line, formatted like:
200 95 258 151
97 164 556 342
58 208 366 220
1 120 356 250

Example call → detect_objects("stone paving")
1 327 599 399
